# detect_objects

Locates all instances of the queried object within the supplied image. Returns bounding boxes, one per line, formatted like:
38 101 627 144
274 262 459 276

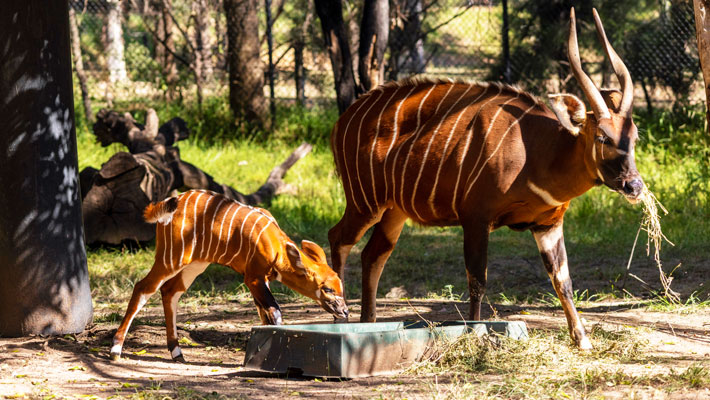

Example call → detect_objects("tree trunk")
359 0 389 91
224 0 269 129
693 0 710 133
192 0 214 83
106 0 128 84
155 0 178 100
388 0 426 80
0 0 93 336
314 0 359 114
69 7 94 123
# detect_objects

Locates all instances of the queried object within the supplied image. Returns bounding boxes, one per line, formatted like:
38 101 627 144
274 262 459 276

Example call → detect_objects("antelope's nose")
623 178 643 197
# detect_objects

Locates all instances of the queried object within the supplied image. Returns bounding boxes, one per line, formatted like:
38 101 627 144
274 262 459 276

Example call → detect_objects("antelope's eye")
322 287 335 294
595 135 611 145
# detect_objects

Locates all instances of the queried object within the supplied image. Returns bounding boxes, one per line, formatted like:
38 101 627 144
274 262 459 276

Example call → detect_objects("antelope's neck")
540 127 599 203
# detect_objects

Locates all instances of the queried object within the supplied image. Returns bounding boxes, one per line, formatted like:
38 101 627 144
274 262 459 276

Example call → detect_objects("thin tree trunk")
69 7 94 123
155 0 178 100
106 0 128 84
192 0 214 83
359 0 389 91
314 0 358 114
224 0 268 129
265 0 276 126
693 0 710 133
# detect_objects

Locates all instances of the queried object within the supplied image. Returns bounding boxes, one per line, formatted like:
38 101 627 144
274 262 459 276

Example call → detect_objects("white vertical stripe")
461 92 521 200
246 218 273 265
356 88 399 214
210 202 236 260
449 86 493 217
377 85 418 205
339 90 383 214
409 84 468 222
198 195 214 259
225 208 260 265
399 84 454 216
203 198 226 260
217 204 245 263
191 192 206 260
179 191 198 266
427 84 475 218
463 100 538 199
390 83 438 208
162 219 170 268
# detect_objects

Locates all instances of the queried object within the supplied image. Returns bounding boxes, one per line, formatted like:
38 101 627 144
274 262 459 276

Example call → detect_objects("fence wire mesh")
70 0 702 121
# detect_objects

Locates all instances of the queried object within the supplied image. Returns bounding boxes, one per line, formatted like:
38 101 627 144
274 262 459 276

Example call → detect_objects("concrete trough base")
243 321 528 378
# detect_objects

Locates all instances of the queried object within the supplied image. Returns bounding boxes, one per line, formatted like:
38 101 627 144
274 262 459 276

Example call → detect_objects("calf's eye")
322 287 335 294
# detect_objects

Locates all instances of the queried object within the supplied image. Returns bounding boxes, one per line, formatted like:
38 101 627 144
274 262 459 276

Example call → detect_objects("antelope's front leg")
246 278 282 325
532 222 592 350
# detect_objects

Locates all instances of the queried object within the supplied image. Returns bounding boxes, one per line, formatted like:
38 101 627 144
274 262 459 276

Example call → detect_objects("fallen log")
81 108 312 246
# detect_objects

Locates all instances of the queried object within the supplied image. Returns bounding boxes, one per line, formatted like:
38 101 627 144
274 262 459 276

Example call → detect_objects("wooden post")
693 0 710 132
0 0 93 335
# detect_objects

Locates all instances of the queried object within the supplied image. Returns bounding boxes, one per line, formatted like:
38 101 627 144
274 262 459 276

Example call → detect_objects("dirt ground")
1 297 709 400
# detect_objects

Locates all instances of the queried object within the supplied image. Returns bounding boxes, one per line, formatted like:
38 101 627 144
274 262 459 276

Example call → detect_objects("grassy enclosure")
68 92 710 398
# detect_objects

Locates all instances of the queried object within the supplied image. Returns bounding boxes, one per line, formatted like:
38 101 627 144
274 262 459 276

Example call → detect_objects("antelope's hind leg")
462 221 490 320
160 261 210 362
111 265 174 360
360 207 407 322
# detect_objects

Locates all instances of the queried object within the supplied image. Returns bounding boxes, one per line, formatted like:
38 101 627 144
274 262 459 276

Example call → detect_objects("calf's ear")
301 240 328 265
548 94 587 135
285 242 308 275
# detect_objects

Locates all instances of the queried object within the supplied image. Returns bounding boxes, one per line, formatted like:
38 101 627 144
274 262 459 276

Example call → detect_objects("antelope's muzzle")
323 296 349 321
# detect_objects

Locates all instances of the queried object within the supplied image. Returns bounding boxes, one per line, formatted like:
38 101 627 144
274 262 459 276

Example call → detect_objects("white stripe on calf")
179 192 198 266
217 204 244 263
527 181 565 207
225 208 259 265
198 195 213 259
204 198 226 260
246 218 273 265
211 202 235 261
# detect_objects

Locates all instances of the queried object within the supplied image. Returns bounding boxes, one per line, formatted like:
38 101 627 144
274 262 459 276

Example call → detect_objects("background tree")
359 0 390 91
106 0 129 84
224 0 269 129
693 0 710 131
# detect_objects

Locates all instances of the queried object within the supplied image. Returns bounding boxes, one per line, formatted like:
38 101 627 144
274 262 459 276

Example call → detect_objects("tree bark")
314 0 359 114
69 7 94 123
106 0 128 84
224 0 269 129
155 0 178 100
192 0 214 83
388 0 426 80
359 0 389 91
693 0 710 133
0 0 93 336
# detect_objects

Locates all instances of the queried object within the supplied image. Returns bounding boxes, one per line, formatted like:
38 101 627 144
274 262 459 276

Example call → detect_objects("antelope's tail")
144 196 179 224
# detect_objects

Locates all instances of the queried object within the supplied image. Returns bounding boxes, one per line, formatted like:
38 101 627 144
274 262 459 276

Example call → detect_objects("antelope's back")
331 78 545 224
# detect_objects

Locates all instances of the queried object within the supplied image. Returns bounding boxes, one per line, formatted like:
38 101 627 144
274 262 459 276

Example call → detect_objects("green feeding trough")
244 320 528 378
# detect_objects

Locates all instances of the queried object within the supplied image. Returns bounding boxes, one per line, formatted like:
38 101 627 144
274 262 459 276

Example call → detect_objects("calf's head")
548 8 643 203
284 241 349 320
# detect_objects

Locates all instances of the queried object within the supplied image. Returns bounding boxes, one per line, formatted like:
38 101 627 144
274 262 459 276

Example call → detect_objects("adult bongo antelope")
329 8 643 349
110 190 348 361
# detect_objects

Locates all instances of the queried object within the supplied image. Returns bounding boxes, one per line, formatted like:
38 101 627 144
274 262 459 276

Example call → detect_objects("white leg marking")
450 86 493 216
377 85 418 205
340 90 384 214
391 83 438 209
110 344 122 355
527 181 565 207
427 84 475 218
400 84 455 218
463 98 537 200
579 336 593 350
171 346 183 359
356 88 399 214
410 84 471 221
212 203 237 261
204 198 227 260
532 224 564 253
217 204 245 263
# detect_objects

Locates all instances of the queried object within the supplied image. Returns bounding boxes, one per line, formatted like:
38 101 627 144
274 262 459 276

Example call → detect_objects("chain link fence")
70 0 702 121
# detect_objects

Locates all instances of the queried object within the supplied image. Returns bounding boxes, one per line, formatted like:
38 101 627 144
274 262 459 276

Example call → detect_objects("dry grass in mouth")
632 185 678 302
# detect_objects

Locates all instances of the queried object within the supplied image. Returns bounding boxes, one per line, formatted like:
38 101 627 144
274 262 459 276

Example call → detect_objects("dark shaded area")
0 1 93 335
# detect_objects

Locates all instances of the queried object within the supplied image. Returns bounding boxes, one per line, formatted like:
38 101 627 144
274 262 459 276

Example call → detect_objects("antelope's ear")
301 240 328 265
599 89 623 113
548 94 586 135
285 242 308 275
